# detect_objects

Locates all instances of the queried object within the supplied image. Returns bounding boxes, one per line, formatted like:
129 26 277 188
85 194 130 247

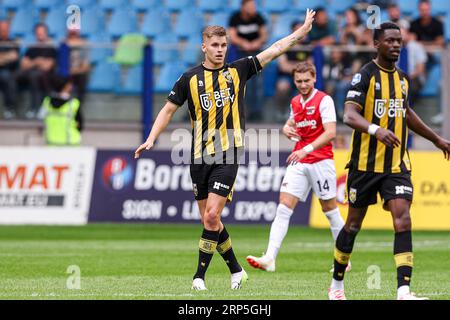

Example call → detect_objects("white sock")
324 207 344 241
330 279 344 291
397 285 410 297
266 203 293 260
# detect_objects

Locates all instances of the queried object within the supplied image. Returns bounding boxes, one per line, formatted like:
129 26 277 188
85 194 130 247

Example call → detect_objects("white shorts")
280 159 337 202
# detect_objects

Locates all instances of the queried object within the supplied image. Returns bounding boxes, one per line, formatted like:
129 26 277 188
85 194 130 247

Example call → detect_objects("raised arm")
134 101 179 158
256 9 315 68
406 107 450 160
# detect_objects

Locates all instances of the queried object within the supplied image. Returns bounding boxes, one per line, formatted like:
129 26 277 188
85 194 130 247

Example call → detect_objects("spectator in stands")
387 3 409 27
38 74 83 146
0 20 19 119
63 27 90 109
322 50 353 121
17 23 57 119
306 7 336 46
399 21 427 106
409 0 445 47
370 0 395 9
340 8 373 71
274 21 312 121
228 0 268 121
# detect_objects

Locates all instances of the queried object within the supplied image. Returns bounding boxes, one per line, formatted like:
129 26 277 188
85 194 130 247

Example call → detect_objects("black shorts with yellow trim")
190 163 238 202
346 169 413 208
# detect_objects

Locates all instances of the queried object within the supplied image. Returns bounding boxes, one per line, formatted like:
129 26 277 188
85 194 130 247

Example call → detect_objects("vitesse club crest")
400 80 407 95
349 188 357 204
193 184 198 197
222 70 233 83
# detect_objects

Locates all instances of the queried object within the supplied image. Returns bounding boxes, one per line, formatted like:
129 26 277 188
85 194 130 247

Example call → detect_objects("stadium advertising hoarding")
89 150 312 224
309 150 450 230
0 147 96 225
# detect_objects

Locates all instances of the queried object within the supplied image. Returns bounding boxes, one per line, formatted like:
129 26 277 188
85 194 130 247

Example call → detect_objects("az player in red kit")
247 61 349 272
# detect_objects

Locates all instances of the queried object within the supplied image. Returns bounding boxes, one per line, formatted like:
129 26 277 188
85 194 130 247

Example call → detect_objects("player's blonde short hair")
293 61 316 78
202 26 227 41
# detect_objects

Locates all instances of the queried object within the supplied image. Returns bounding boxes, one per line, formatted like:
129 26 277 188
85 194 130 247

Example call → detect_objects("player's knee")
393 212 412 232
345 220 362 234
204 207 220 229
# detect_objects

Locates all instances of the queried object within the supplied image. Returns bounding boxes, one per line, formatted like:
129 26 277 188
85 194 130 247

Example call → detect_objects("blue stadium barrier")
142 44 153 140
313 46 324 91
445 15 450 42
58 43 70 77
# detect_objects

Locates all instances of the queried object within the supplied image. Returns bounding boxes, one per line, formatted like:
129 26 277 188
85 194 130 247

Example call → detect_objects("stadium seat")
109 33 148 66
180 36 202 65
90 46 114 64
295 0 323 12
99 0 128 11
263 0 292 13
88 61 120 92
329 0 354 15
272 13 301 39
118 65 143 94
132 0 159 12
140 8 171 39
209 12 231 27
166 0 190 12
431 0 450 16
35 0 59 11
174 9 204 39
2 0 28 11
152 33 179 65
398 0 419 16
155 61 188 92
10 7 35 38
45 6 67 40
420 64 441 97
66 0 97 7
198 0 225 12
106 9 138 39
79 6 104 38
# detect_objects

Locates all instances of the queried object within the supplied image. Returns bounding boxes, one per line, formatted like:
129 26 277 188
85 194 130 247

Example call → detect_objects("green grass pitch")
0 224 448 300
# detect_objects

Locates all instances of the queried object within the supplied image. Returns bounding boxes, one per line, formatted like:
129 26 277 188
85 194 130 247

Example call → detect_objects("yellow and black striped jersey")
345 60 411 173
167 56 262 164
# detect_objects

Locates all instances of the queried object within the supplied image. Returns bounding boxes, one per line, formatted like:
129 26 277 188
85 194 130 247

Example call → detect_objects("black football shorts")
346 169 413 208
190 164 239 202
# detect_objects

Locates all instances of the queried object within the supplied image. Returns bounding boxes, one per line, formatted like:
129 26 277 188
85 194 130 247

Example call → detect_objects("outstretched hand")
134 140 154 159
434 138 450 160
301 8 316 34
